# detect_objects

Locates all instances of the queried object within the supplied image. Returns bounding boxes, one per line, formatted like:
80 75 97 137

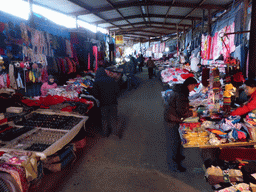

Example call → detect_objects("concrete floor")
31 69 213 192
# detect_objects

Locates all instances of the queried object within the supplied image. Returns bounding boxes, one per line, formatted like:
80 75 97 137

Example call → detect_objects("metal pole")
28 0 34 27
200 9 205 63
249 0 256 79
177 24 179 57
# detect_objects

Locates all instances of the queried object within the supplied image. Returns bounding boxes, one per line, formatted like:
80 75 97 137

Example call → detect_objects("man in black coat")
92 65 120 138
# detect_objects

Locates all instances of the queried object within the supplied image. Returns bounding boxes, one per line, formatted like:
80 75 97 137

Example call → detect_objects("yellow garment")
223 83 236 97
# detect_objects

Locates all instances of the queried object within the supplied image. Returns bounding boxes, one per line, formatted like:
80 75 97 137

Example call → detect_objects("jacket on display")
230 90 256 116
164 84 193 123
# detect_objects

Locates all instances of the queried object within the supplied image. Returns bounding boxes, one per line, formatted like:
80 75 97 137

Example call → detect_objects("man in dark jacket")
92 65 120 138
164 77 198 172
137 53 144 72
146 57 156 79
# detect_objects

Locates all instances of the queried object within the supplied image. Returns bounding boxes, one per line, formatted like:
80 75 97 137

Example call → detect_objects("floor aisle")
34 69 213 192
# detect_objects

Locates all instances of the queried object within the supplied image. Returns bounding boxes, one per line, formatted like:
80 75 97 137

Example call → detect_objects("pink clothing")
41 82 57 96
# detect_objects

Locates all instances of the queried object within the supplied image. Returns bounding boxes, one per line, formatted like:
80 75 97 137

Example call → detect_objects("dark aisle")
42 69 213 192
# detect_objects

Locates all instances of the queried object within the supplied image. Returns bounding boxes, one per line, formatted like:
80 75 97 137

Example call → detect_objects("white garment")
190 57 200 72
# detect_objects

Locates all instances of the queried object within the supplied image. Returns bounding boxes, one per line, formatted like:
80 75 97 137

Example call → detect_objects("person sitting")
230 79 256 116
41 75 57 96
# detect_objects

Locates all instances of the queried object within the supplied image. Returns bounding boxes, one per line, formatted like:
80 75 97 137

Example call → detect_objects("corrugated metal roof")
118 6 141 17
169 7 193 16
127 18 145 23
150 17 166 22
79 14 103 23
78 0 109 9
98 10 121 20
112 20 129 25
34 0 84 14
148 6 170 15
30 0 238 41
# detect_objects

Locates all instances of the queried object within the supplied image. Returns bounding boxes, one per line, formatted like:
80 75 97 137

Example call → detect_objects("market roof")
29 0 240 42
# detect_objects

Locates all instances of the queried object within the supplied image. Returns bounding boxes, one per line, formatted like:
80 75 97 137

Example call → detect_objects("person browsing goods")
164 77 198 172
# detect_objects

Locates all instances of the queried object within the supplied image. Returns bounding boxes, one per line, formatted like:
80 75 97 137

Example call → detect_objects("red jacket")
230 90 256 116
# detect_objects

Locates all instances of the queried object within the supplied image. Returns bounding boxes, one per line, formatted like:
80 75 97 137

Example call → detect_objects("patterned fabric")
0 163 29 192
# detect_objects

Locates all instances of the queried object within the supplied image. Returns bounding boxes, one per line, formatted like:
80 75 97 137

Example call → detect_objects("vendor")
164 77 198 172
41 75 57 96
230 79 256 116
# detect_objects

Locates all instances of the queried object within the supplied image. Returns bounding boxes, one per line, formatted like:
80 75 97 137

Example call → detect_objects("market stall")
1 109 88 159
0 105 89 192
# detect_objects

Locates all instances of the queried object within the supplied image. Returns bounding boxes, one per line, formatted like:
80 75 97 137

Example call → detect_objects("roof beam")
67 0 121 29
121 33 152 39
105 0 135 28
69 1 226 16
163 0 176 26
146 1 151 26
119 30 169 36
108 21 192 29
179 0 207 24
138 0 147 25
94 14 202 25
114 26 183 33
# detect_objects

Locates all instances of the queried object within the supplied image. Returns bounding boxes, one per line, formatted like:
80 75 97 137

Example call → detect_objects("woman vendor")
41 75 57 96
164 77 198 172
230 79 256 116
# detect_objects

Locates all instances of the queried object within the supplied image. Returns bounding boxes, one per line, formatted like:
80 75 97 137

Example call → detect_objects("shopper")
92 64 120 138
40 75 57 96
230 79 256 116
137 53 144 72
146 57 156 79
164 77 198 172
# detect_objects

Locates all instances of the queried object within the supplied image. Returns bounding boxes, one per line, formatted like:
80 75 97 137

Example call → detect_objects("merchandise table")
179 121 256 149
0 109 88 160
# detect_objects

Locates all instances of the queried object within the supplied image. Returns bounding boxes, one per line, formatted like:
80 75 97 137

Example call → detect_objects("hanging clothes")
66 39 73 58
16 72 24 89
88 53 90 70
9 64 17 89
93 46 98 71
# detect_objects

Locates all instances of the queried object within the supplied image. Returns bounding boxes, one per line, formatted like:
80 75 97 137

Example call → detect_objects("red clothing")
230 90 256 116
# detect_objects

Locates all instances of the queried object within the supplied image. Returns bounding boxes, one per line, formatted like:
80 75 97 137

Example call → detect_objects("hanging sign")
115 35 124 44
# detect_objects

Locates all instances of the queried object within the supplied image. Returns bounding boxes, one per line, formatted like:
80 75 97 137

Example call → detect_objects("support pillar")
28 0 35 27
208 9 212 35
249 0 256 79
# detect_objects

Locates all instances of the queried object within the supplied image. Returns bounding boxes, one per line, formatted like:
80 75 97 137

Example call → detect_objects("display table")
0 109 88 160
179 121 256 149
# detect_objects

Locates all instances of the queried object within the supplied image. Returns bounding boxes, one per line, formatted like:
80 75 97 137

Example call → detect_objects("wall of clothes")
0 10 108 97
184 1 251 78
